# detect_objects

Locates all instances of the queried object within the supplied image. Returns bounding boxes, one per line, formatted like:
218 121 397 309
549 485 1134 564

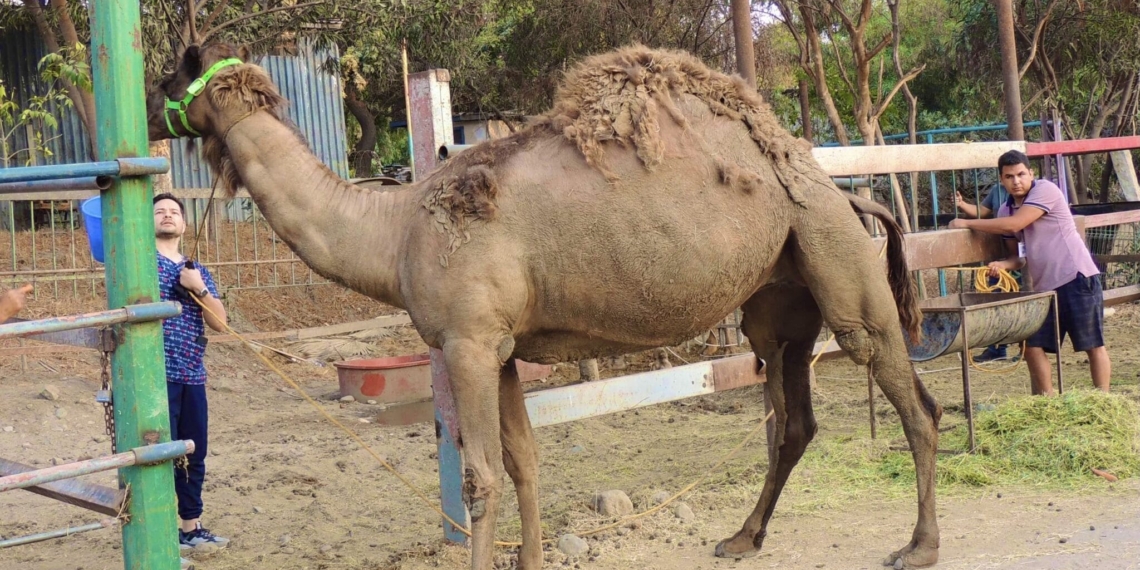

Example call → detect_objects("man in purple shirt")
950 150 1111 394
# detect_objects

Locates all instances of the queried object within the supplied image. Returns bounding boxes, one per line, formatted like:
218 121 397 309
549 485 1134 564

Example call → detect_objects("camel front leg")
443 337 508 570
499 361 543 569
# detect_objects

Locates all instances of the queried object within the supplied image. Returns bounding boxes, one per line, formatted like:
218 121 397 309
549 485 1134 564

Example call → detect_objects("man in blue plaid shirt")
154 193 230 551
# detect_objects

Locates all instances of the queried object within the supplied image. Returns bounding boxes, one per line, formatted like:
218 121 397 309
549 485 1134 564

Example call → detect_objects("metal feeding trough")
889 291 1063 452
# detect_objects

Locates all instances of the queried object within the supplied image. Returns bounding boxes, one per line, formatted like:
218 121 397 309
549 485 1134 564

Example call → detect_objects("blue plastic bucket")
80 196 104 263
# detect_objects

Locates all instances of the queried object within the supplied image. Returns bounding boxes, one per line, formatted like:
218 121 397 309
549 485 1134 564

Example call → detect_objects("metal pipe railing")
0 301 181 341
0 158 169 184
0 441 195 493
0 518 119 549
438 144 474 160
0 176 112 194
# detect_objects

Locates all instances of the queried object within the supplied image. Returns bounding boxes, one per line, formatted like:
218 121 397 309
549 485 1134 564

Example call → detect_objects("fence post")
90 1 180 569
409 69 454 181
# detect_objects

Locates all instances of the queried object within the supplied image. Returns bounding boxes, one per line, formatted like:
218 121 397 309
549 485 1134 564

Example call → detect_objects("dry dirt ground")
2 295 1139 570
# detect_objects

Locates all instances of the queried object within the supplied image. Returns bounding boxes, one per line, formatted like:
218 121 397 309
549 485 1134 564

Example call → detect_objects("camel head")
146 42 291 195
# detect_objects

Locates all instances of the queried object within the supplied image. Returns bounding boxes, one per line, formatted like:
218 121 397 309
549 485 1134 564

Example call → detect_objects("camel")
145 43 943 569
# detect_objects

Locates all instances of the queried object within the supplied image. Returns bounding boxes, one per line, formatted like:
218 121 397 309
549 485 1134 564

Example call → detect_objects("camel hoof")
713 540 759 560
882 546 938 569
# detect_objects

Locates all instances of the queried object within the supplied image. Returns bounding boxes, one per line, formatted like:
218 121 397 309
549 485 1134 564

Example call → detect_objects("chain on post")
97 329 116 453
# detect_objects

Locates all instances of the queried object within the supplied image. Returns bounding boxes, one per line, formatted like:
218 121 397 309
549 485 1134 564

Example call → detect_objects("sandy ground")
1 299 1139 570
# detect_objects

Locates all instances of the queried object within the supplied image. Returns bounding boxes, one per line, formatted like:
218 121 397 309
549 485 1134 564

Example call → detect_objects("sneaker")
179 524 230 550
975 346 1008 363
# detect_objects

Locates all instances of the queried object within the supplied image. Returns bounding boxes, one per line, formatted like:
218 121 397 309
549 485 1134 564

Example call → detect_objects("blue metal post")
0 301 181 340
926 133 948 296
430 348 469 544
0 158 168 184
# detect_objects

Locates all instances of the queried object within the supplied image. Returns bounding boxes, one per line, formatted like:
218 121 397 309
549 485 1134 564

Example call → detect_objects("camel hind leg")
794 215 942 568
498 361 543 569
715 283 822 558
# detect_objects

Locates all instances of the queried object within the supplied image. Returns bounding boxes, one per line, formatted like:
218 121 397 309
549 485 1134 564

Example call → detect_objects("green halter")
165 58 243 137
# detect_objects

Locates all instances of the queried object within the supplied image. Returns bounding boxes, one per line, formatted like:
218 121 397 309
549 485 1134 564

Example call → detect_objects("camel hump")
535 45 826 203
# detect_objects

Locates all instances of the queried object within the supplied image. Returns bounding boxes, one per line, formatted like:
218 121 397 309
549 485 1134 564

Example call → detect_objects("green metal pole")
89 2 180 570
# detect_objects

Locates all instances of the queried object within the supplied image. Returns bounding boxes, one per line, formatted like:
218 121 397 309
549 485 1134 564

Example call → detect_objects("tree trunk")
25 0 97 159
798 78 813 141
800 7 849 145
1099 158 1116 204
995 0 1024 140
731 0 756 87
345 89 377 177
51 0 98 157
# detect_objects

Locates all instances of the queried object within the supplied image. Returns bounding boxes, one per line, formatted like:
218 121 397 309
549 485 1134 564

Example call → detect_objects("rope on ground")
184 292 775 547
943 266 1025 373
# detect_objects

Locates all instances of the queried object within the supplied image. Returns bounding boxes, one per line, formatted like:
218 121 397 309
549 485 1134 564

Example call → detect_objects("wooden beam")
1026 136 1140 158
1095 254 1140 264
812 142 1025 176
525 354 769 428
0 457 127 516
293 314 412 340
1105 285 1140 307
870 228 1006 272
1082 210 1140 229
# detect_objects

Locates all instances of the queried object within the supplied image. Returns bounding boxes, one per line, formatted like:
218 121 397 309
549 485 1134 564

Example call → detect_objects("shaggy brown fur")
417 128 549 266
203 64 292 197
532 45 829 204
423 164 502 267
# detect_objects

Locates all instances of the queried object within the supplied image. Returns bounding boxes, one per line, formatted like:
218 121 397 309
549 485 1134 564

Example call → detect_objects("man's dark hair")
153 193 185 216
997 150 1031 172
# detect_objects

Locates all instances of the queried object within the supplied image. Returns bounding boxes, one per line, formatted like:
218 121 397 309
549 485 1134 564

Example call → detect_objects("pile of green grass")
791 390 1140 506
933 389 1140 487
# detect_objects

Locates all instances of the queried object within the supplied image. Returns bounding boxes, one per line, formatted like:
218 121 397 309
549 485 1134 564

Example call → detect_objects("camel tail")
843 193 922 342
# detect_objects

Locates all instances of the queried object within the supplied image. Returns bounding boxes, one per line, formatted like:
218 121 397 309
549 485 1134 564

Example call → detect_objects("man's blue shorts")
1027 273 1105 353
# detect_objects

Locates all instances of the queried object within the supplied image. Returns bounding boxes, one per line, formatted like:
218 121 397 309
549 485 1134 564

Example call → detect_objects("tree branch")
205 0 324 37
872 64 926 120
1018 0 1060 80
188 0 199 43
201 0 232 34
824 26 855 94
826 0 858 36
866 33 892 61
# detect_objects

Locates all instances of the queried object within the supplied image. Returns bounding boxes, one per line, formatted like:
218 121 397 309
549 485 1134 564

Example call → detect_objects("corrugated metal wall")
0 27 93 167
170 37 349 189
1 29 348 185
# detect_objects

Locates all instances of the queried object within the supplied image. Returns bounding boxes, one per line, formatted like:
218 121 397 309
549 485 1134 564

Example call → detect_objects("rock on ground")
674 502 695 523
40 385 60 401
557 534 589 556
592 490 634 517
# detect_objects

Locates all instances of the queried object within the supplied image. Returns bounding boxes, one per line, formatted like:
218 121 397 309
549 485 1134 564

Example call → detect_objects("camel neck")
220 112 412 308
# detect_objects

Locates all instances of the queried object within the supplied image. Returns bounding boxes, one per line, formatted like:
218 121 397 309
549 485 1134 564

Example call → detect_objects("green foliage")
0 54 77 167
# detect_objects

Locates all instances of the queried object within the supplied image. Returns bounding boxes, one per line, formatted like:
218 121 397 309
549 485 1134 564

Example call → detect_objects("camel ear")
181 45 202 79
